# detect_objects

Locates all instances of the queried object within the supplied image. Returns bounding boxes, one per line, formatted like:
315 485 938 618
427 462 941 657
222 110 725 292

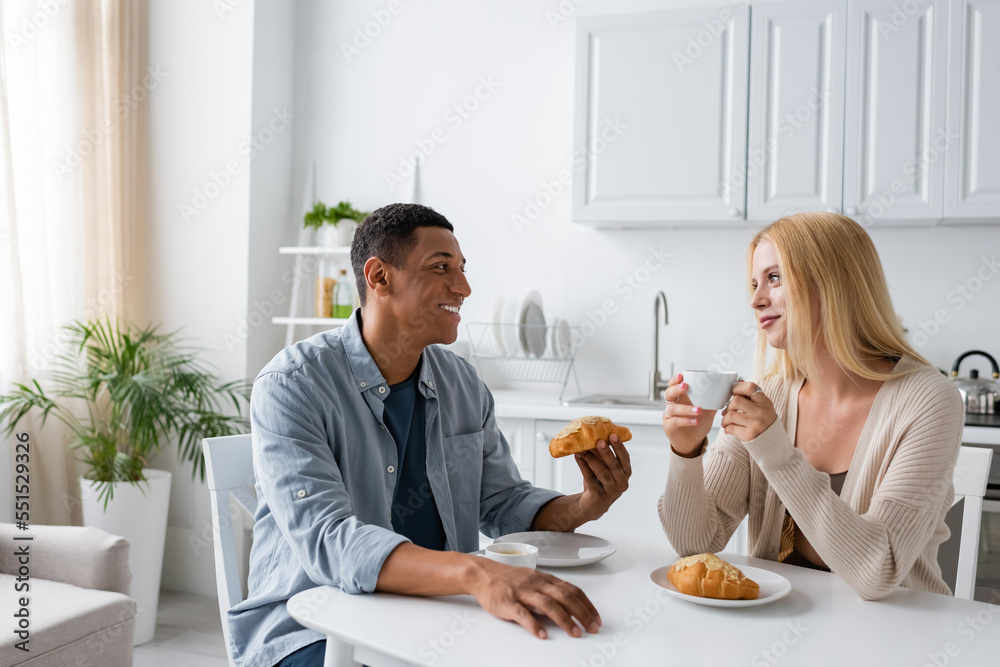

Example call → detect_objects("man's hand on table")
530 434 632 532
377 543 602 640
467 556 601 639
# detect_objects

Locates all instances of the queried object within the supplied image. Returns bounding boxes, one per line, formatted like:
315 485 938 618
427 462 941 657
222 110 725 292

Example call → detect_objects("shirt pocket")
441 431 484 504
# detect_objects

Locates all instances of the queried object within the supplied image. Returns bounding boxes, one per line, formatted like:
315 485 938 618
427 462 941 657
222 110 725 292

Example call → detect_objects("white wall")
247 0 298 386
143 0 255 594
290 0 1000 394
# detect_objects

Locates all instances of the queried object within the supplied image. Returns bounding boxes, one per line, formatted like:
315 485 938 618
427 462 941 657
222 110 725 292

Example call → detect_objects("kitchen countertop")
491 389 1000 444
492 390 668 427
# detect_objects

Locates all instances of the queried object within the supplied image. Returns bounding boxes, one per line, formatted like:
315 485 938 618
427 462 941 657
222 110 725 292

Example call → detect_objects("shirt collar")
342 309 438 399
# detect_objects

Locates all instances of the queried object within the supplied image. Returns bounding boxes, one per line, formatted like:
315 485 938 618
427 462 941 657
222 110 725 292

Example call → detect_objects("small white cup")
682 370 739 410
485 543 538 569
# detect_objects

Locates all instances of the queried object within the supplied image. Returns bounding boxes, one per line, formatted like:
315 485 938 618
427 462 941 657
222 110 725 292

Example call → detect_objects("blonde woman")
658 212 964 599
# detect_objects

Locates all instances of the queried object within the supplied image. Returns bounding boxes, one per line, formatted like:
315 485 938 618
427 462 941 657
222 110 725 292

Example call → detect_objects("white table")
288 530 1000 666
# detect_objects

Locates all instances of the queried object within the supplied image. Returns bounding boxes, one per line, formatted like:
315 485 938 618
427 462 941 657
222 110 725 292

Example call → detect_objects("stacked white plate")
493 292 571 359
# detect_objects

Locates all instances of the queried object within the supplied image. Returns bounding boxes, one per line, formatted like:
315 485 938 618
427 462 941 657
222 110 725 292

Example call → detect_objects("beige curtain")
0 0 146 525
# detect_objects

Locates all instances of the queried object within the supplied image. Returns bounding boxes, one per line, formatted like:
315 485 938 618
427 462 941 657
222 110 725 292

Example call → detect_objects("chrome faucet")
649 290 672 402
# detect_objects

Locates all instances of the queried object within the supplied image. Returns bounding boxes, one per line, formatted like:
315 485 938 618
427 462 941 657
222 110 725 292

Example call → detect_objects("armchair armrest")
0 523 131 596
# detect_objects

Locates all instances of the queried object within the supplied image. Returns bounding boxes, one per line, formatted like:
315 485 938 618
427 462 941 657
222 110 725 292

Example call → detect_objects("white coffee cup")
682 370 739 410
484 543 538 569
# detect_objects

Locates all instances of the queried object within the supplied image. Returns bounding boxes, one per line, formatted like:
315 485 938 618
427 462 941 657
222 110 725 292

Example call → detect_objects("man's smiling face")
388 226 471 346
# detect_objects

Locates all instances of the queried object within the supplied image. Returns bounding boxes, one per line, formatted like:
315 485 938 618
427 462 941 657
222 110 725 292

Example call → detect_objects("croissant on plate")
666 553 760 600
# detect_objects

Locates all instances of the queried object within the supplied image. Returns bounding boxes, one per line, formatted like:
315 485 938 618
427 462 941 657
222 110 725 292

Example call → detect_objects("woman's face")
751 239 787 349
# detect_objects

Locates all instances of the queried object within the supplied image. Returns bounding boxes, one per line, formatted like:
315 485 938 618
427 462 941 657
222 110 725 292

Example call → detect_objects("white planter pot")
315 220 356 248
80 469 172 646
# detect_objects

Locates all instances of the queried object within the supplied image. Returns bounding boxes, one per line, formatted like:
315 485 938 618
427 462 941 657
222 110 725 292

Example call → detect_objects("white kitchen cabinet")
572 1 998 228
747 0 847 221
572 6 750 226
496 416 534 482
842 0 950 225
943 0 1000 222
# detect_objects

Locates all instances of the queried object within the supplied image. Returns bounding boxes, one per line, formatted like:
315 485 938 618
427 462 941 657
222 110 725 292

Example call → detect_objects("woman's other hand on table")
661 373 715 457
721 381 777 442
468 558 601 640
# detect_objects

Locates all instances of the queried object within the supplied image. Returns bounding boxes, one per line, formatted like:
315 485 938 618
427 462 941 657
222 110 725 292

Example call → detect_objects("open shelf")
279 246 351 255
272 317 351 326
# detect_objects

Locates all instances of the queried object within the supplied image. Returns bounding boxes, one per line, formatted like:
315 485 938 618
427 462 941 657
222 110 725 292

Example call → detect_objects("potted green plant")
303 199 369 247
0 318 251 645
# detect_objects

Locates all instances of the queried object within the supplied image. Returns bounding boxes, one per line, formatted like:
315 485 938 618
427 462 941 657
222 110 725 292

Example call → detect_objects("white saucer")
649 564 792 608
494 532 616 567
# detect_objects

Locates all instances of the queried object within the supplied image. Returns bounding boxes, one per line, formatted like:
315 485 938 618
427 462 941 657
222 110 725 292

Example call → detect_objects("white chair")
204 434 377 667
203 434 257 667
951 445 993 600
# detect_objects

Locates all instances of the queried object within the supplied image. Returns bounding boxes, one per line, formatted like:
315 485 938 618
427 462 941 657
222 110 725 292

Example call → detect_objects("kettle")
951 350 1000 415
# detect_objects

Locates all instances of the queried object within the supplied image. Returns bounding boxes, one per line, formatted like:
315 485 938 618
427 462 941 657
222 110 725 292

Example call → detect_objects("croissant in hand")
548 415 632 458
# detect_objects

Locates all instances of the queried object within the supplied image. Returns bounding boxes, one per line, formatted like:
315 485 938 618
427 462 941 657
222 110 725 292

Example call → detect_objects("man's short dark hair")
350 203 454 306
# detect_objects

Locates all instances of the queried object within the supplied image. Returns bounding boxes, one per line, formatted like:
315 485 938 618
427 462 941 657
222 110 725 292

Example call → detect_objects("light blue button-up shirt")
228 310 562 667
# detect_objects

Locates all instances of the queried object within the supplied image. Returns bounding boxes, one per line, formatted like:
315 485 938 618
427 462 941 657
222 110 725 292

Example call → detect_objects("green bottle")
333 269 354 319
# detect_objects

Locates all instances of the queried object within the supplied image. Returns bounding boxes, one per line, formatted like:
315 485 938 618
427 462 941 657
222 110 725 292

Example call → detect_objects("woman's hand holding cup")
661 373 715 457
721 381 778 442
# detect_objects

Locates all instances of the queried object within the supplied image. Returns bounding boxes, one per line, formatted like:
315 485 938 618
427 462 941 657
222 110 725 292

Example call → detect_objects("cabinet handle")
847 206 858 216
728 207 741 218
827 207 839 214
536 433 548 442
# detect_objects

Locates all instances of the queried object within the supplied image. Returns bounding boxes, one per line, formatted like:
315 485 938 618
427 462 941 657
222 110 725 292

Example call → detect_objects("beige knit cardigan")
658 357 965 599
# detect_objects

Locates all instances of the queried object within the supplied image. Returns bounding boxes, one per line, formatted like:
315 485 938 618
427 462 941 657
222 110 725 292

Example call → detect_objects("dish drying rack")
464 322 581 401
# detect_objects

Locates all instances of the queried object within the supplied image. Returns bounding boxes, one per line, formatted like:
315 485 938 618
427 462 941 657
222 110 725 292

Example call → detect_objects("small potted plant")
0 318 251 645
303 199 369 248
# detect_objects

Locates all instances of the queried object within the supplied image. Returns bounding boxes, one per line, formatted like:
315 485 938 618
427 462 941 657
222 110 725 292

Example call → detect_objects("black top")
384 362 447 551
783 470 848 573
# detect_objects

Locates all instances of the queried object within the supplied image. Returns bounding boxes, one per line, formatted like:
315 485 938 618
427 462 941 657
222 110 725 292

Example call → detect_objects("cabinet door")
496 417 533 483
944 0 1000 222
747 1 847 221
842 0 949 225
572 7 750 226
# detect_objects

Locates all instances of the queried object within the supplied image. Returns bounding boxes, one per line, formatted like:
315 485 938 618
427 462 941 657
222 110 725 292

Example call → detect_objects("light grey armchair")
0 523 136 667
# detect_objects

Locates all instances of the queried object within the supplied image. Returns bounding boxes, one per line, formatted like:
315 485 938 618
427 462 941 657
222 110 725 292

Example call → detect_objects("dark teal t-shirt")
383 364 447 551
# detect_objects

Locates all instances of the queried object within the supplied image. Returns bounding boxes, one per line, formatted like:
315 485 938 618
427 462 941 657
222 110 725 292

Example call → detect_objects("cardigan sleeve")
658 430 752 556
742 374 964 600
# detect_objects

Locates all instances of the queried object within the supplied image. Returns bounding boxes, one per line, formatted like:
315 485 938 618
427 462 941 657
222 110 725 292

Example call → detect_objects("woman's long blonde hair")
748 212 929 383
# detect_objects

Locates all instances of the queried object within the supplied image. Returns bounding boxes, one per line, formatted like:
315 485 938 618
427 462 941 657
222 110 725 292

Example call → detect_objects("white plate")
555 319 572 358
518 290 544 357
492 295 507 357
522 301 547 358
501 297 521 358
649 564 792 608
549 318 563 358
495 531 616 567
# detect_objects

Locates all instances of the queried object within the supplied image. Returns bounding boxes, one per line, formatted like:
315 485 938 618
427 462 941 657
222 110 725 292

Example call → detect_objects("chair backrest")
950 446 993 600
203 434 257 667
